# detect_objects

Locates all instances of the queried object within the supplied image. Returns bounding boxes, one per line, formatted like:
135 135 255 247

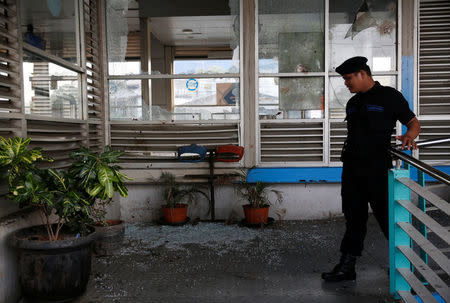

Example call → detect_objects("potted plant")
91 199 125 256
69 146 130 257
0 137 130 302
236 169 284 225
159 172 209 224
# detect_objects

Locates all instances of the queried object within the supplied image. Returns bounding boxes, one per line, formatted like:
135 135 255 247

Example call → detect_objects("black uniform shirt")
342 81 415 167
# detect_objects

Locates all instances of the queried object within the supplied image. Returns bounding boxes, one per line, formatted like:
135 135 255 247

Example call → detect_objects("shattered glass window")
258 0 325 73
259 77 324 120
329 0 397 72
258 0 325 120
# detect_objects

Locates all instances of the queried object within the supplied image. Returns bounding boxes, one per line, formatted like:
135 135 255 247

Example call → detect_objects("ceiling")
124 0 236 47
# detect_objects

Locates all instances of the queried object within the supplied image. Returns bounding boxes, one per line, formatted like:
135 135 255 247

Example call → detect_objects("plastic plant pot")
215 145 244 162
178 144 207 162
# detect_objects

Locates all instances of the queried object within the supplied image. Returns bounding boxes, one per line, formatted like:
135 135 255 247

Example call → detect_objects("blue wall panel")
401 55 414 135
247 167 343 183
247 166 450 184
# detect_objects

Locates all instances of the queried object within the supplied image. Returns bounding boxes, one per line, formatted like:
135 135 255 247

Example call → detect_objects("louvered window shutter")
27 118 87 168
0 0 22 138
418 0 450 115
418 0 450 164
84 0 104 152
259 122 324 163
418 119 450 163
329 121 346 163
110 122 239 168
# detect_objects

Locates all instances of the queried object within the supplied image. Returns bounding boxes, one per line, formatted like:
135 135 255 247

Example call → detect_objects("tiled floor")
77 216 393 303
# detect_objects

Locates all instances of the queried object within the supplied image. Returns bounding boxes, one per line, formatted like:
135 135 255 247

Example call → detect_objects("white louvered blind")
418 0 450 115
84 0 102 121
27 119 88 169
329 121 398 164
329 121 346 163
110 122 240 167
0 0 21 115
0 115 20 138
418 119 450 163
259 122 323 163
84 0 104 151
88 121 102 153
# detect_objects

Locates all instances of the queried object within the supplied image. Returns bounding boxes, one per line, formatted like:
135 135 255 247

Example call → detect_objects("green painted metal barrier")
388 166 449 302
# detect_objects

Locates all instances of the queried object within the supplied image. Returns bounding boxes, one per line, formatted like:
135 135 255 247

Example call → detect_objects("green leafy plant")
0 137 131 241
69 146 131 200
236 169 283 208
0 137 48 186
159 172 209 209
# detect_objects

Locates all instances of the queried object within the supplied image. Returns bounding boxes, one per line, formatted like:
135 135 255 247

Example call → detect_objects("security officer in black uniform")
322 56 420 282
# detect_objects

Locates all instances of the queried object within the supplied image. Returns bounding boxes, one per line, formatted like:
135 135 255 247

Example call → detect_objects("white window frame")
103 0 244 169
19 0 87 122
254 0 403 168
104 0 243 127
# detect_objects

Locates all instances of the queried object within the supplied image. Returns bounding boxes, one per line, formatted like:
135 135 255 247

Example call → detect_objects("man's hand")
396 135 417 150
397 117 420 150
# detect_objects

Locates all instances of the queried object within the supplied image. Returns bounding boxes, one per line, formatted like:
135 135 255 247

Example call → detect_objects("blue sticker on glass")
186 78 198 91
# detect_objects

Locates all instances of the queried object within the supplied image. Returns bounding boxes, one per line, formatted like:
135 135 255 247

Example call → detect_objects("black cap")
335 56 368 75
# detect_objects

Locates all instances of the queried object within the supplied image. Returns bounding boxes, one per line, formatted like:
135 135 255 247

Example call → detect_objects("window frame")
254 0 403 168
103 0 244 169
20 0 87 122
104 0 244 126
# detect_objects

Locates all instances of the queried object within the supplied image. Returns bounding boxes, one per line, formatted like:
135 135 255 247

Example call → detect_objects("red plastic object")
215 145 244 162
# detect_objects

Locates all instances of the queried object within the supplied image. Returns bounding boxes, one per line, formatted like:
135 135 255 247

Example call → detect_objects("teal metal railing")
388 138 450 303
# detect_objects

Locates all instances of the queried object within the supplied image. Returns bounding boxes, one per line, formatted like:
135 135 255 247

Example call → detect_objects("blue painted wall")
247 167 343 183
401 56 415 113
247 166 450 183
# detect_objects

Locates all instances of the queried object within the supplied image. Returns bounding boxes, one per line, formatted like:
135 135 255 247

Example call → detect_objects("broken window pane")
109 78 240 121
259 77 324 119
109 79 143 120
258 0 325 73
329 0 397 72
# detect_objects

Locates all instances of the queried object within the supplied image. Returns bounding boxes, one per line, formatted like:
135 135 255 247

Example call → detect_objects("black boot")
321 254 357 282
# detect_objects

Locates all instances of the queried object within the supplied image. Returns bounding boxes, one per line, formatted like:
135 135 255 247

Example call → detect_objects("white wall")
116 183 344 222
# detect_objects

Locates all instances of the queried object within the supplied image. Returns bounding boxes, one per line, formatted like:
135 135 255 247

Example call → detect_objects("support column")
140 18 152 120
242 0 256 167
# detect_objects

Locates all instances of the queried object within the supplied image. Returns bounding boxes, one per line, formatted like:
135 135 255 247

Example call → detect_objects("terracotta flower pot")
243 205 269 224
162 204 188 224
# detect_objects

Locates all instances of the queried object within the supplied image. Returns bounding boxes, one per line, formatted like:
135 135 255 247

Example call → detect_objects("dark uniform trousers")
339 159 389 256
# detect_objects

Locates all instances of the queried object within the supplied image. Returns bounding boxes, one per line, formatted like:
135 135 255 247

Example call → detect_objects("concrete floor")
77 216 394 303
